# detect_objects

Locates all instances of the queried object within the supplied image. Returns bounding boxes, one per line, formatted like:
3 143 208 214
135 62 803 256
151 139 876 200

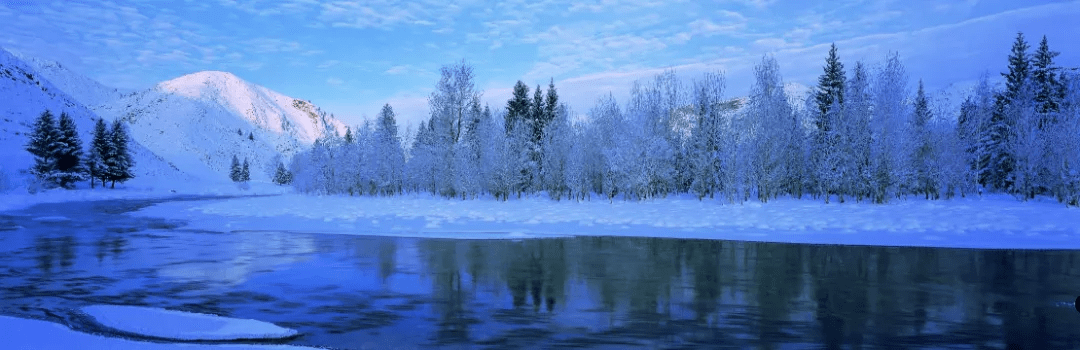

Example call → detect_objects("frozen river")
1 196 1079 349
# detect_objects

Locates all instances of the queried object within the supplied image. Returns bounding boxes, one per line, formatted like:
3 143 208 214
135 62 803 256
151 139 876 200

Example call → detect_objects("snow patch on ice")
81 304 299 341
0 315 314 349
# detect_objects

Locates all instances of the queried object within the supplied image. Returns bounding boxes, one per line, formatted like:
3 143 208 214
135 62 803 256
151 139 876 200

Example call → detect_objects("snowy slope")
93 71 348 182
13 52 127 108
0 47 189 189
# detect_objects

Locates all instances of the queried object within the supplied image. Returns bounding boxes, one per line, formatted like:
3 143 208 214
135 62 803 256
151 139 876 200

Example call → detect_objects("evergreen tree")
812 43 846 198
104 119 134 188
230 155 241 182
531 84 545 145
344 126 354 144
1002 32 1031 101
87 118 110 188
26 110 61 188
544 78 559 131
248 131 254 141
241 158 250 182
53 112 86 189
981 32 1031 191
506 81 531 134
911 80 936 199
273 160 293 185
1031 35 1062 118
814 43 846 134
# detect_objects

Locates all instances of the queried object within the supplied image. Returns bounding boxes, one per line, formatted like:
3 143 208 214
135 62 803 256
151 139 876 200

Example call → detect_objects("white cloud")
316 59 341 69
326 77 344 85
383 64 432 76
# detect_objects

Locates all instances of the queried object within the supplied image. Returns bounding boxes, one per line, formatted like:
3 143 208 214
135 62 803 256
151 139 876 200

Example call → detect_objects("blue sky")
2 0 1079 129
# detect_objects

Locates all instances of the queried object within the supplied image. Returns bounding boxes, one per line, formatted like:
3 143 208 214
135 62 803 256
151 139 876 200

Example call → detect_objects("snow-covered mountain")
1 47 349 187
0 47 188 188
92 71 348 182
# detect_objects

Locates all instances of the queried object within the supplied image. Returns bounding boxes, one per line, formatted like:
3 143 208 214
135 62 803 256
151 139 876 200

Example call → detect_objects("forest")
284 32 1080 206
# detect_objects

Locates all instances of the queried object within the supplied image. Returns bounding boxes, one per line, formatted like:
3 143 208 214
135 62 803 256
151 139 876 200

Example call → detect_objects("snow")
89 70 349 183
0 180 292 213
134 193 1080 249
0 315 316 350
0 46 195 190
1 46 350 189
81 305 298 341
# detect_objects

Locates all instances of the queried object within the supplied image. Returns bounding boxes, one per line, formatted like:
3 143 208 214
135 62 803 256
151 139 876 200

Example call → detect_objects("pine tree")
812 43 846 199
815 43 846 134
273 160 292 185
506 81 531 135
1031 35 1061 118
911 80 936 199
26 110 61 188
53 112 87 189
241 158 250 182
87 118 110 188
230 155 241 182
1003 32 1031 102
248 131 254 141
531 84 545 145
980 32 1031 191
104 119 134 188
344 126 354 144
545 78 559 130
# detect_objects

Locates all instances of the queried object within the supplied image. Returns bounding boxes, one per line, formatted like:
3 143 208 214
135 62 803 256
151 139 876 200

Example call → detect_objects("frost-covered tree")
688 72 727 200
869 52 910 203
426 60 481 197
539 104 572 199
375 104 405 195
1047 75 1080 205
843 62 873 201
746 56 800 202
453 99 484 198
104 119 134 188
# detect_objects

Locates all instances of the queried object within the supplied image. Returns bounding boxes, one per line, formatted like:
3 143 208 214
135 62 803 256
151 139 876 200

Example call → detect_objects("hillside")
0 47 189 189
93 71 348 182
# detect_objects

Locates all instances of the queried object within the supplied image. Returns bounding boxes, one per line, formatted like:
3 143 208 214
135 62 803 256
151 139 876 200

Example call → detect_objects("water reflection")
3 198 1080 349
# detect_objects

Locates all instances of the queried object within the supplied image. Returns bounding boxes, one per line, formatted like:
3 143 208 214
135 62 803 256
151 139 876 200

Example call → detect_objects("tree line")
286 32 1080 206
25 110 135 189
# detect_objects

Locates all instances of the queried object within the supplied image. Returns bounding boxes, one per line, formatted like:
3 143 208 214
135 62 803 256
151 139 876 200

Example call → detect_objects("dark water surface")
1 197 1080 349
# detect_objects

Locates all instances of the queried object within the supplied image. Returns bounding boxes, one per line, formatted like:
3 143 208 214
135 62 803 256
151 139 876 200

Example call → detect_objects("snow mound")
81 305 299 341
0 315 315 349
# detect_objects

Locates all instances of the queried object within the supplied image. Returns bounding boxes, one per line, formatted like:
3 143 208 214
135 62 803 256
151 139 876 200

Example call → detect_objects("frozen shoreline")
131 193 1080 250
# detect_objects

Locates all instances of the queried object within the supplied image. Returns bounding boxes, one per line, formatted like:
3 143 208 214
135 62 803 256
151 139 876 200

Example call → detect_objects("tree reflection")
34 234 78 272
405 235 1080 348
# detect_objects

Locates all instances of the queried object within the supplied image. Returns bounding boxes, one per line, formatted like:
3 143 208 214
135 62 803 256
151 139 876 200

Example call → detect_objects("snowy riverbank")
132 193 1080 250
0 181 292 213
